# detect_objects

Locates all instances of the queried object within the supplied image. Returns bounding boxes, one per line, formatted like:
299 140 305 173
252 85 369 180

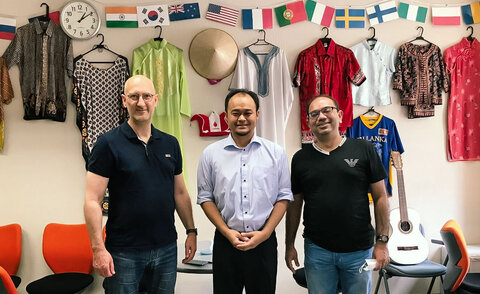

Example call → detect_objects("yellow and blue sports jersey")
346 114 404 197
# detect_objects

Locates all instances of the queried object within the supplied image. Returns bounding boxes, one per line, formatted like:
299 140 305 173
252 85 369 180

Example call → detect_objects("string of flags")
1 1 480 41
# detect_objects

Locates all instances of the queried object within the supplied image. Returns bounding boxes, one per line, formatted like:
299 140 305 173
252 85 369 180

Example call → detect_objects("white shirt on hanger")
350 40 397 107
230 46 294 147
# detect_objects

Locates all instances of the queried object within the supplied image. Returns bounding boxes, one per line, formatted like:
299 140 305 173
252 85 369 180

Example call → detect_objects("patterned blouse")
393 42 449 118
71 58 129 162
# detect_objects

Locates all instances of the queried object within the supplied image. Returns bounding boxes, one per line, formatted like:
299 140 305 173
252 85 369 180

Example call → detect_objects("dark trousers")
213 229 278 294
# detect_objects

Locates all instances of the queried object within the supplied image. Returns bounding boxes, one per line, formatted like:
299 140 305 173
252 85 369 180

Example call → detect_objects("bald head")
122 75 158 125
124 75 156 95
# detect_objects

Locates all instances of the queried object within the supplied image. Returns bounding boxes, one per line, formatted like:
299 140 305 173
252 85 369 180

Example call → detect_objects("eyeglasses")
126 93 155 102
308 106 338 119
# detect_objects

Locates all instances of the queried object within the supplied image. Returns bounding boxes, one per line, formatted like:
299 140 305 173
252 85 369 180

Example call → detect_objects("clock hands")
78 11 93 23
77 12 86 23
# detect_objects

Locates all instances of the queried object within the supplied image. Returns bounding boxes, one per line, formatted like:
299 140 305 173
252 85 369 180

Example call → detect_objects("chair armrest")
431 239 444 245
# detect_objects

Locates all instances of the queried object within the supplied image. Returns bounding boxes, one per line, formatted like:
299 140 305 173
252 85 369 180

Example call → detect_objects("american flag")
206 3 239 26
169 5 184 14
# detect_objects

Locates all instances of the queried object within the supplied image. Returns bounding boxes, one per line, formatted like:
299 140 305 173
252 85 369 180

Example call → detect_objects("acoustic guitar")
388 151 429 265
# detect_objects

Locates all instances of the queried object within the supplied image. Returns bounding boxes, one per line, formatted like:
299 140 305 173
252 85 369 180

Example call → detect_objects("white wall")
0 0 479 293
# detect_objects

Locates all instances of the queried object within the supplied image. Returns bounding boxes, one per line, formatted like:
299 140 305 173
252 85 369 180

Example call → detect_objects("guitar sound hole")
400 221 411 233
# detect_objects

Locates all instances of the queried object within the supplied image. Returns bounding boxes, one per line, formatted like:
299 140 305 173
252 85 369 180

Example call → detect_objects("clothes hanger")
74 34 129 69
409 26 431 44
362 106 380 117
366 27 377 49
247 29 274 55
320 27 331 48
38 3 50 22
466 26 474 42
154 25 163 42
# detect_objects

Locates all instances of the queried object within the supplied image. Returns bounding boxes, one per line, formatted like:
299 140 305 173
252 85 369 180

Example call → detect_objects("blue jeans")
103 242 177 294
304 238 373 294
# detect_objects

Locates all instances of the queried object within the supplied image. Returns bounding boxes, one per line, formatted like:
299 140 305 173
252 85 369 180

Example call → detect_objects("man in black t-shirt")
84 75 197 294
285 95 390 294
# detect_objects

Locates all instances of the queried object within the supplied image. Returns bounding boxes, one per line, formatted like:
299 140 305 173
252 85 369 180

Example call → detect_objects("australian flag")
169 3 200 21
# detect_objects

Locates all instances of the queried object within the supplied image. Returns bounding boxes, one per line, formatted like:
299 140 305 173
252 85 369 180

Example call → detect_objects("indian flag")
106 7 138 28
432 6 461 26
398 2 428 23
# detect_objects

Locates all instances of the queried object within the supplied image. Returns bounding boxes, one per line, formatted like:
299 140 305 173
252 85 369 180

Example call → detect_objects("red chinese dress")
444 38 480 161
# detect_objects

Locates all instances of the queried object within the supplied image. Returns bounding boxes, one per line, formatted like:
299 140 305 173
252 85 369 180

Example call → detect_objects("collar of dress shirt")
223 134 262 150
34 18 54 37
361 39 382 53
315 38 336 57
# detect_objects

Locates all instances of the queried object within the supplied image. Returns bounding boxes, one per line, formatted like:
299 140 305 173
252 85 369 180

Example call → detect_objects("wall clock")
60 1 101 40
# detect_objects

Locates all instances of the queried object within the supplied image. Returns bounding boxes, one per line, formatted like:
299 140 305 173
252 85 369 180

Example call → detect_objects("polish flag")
432 6 461 26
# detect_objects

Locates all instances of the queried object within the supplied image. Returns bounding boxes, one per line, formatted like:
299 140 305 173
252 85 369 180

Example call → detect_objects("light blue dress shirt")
197 135 293 232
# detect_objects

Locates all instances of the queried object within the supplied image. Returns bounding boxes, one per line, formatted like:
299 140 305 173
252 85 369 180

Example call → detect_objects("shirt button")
244 195 247 198
243 164 245 166
244 211 247 214
243 179 246 182
246 226 249 228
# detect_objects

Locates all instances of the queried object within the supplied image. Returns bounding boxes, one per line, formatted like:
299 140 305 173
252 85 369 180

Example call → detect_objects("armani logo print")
344 159 359 167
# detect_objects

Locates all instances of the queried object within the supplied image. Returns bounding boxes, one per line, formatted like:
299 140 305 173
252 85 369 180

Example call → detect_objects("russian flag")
0 17 16 40
242 8 273 29
432 7 461 26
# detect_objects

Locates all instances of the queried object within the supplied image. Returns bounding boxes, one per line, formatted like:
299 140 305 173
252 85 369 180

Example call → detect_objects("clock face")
60 1 101 39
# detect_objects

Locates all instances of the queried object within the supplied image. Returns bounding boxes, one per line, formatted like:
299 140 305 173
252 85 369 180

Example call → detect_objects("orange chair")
0 265 17 294
26 223 94 294
0 224 22 288
441 219 480 293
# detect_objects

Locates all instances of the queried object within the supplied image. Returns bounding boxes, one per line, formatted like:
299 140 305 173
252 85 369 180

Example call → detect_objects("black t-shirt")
88 122 182 250
291 138 386 252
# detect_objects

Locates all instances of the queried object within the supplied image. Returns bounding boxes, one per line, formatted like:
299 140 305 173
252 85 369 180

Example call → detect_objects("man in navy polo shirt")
84 75 197 294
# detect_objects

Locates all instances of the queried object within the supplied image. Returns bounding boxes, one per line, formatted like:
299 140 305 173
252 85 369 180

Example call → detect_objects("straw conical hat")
189 28 238 80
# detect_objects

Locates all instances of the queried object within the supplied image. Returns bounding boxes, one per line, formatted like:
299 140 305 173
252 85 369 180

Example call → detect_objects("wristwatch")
376 234 389 243
186 228 198 235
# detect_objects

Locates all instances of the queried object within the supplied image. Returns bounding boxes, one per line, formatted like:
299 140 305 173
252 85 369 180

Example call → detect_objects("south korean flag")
137 5 170 27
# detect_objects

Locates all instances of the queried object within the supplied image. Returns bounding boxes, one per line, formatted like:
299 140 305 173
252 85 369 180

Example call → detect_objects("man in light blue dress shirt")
197 89 293 294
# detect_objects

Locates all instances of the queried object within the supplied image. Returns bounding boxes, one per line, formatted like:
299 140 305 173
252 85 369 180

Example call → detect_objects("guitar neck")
396 169 409 221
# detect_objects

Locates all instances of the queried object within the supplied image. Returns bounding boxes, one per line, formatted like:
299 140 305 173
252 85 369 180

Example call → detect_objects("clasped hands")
226 229 269 251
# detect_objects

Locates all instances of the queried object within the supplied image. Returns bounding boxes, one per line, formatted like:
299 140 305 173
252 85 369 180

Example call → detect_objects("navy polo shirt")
88 122 182 250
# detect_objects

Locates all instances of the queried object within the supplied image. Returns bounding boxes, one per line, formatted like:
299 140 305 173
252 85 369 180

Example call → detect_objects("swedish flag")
335 9 365 28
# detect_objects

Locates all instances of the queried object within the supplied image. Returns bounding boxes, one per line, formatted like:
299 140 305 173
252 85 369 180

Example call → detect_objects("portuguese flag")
106 7 138 28
275 0 308 27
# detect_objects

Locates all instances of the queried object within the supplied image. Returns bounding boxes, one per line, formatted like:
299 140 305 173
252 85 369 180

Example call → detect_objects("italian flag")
106 7 138 28
275 0 308 27
305 0 335 27
432 6 461 26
